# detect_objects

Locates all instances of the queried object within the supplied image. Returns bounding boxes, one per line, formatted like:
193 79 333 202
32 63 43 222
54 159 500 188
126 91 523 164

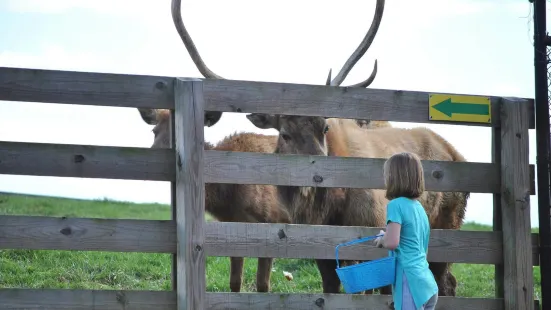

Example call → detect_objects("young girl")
374 152 439 310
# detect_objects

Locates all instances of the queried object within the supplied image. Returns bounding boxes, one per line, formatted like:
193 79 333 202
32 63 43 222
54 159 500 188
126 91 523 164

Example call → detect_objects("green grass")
0 192 542 300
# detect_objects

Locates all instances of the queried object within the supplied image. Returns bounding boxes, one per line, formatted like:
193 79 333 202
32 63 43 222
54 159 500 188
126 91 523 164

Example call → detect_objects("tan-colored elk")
138 111 390 294
242 0 466 296
247 115 469 296
137 0 391 293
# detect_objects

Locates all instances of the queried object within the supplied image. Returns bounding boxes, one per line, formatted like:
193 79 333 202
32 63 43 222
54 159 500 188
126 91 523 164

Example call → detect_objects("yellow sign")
429 94 491 124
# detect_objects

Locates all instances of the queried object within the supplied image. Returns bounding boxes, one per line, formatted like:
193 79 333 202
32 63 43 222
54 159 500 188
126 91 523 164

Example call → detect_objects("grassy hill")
0 192 542 300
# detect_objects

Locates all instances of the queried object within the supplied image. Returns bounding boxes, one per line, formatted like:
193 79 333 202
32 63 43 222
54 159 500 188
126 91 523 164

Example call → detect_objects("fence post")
500 98 534 310
492 125 504 298
174 77 206 309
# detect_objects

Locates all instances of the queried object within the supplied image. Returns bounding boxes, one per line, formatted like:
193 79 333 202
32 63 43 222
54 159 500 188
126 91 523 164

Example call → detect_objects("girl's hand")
374 230 385 248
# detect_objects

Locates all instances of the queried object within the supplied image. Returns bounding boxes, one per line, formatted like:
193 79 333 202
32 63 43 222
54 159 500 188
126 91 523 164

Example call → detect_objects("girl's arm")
377 200 402 250
377 222 401 250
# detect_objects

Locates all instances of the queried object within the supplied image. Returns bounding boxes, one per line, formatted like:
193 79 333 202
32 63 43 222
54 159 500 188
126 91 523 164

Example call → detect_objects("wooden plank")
205 222 504 264
0 288 509 310
3 140 528 194
0 67 535 129
200 78 535 129
174 79 207 310
0 141 175 181
205 222 540 266
0 289 176 310
492 125 504 298
205 150 500 193
0 215 176 253
0 66 174 109
169 107 178 291
499 98 534 310
174 78 206 309
0 216 540 265
207 292 506 310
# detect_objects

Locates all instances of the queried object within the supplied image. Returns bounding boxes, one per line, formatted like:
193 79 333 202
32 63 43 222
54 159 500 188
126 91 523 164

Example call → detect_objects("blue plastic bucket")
334 234 396 294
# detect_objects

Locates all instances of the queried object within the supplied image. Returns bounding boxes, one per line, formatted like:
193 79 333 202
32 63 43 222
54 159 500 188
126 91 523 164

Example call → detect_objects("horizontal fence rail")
0 66 535 128
0 216 539 265
0 289 540 310
206 150 503 193
0 141 174 181
0 141 536 194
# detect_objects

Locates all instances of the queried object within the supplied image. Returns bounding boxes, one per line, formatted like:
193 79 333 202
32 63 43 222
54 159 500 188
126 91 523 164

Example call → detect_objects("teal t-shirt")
386 197 438 310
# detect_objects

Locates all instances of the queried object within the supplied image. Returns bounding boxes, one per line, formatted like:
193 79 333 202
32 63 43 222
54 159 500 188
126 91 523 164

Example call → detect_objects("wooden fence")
0 66 541 310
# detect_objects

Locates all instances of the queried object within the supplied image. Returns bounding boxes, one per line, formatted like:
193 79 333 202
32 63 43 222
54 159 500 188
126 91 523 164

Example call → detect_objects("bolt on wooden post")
174 78 207 309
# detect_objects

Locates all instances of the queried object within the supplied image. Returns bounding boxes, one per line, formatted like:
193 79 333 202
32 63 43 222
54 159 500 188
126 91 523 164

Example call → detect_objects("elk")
137 110 392 293
139 108 289 293
246 115 469 296
137 0 393 293
241 0 466 296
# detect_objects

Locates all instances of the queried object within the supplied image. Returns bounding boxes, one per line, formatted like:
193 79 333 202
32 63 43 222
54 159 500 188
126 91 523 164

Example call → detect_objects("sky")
0 0 548 227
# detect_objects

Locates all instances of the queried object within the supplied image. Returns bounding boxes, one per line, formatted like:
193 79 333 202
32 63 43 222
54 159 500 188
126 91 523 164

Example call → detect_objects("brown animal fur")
137 108 394 293
356 119 393 129
138 108 290 293
163 0 395 294
246 114 469 296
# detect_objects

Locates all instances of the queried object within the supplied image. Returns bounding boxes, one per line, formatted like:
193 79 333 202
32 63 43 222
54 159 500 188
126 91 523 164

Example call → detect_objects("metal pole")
532 0 551 309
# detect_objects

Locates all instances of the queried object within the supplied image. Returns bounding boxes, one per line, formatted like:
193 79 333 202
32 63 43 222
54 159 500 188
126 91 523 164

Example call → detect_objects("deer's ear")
246 113 279 130
356 119 372 127
205 111 222 127
138 108 158 125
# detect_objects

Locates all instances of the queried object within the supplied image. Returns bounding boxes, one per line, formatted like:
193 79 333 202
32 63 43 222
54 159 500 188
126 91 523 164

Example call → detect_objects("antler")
171 0 224 79
171 0 383 88
170 0 224 127
326 0 385 88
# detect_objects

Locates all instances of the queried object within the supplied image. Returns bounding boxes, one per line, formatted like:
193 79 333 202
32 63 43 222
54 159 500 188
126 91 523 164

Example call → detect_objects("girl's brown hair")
383 152 425 200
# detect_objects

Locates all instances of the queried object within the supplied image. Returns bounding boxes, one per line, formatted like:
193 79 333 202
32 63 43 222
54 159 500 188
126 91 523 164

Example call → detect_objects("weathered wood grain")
0 66 535 128
0 141 175 181
0 216 540 265
0 66 174 109
0 289 176 310
0 289 540 310
207 292 506 310
201 78 535 129
174 78 206 309
0 215 176 253
204 222 540 266
500 98 534 310
492 126 504 298
4 141 533 194
205 150 500 193
169 106 178 291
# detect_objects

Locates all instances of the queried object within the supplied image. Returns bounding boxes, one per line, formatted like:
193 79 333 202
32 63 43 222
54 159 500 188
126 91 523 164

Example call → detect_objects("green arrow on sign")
432 98 490 117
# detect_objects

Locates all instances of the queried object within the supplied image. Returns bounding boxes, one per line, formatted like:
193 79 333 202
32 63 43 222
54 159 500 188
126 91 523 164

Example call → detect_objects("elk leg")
230 257 244 292
315 259 342 293
256 257 273 292
380 284 393 295
429 262 456 296
363 287 375 295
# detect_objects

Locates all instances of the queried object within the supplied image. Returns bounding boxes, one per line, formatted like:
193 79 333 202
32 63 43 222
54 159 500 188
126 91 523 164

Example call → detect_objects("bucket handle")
335 234 393 268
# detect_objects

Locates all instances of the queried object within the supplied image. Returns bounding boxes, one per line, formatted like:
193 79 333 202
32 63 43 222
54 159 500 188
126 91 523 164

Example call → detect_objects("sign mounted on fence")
429 94 491 124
